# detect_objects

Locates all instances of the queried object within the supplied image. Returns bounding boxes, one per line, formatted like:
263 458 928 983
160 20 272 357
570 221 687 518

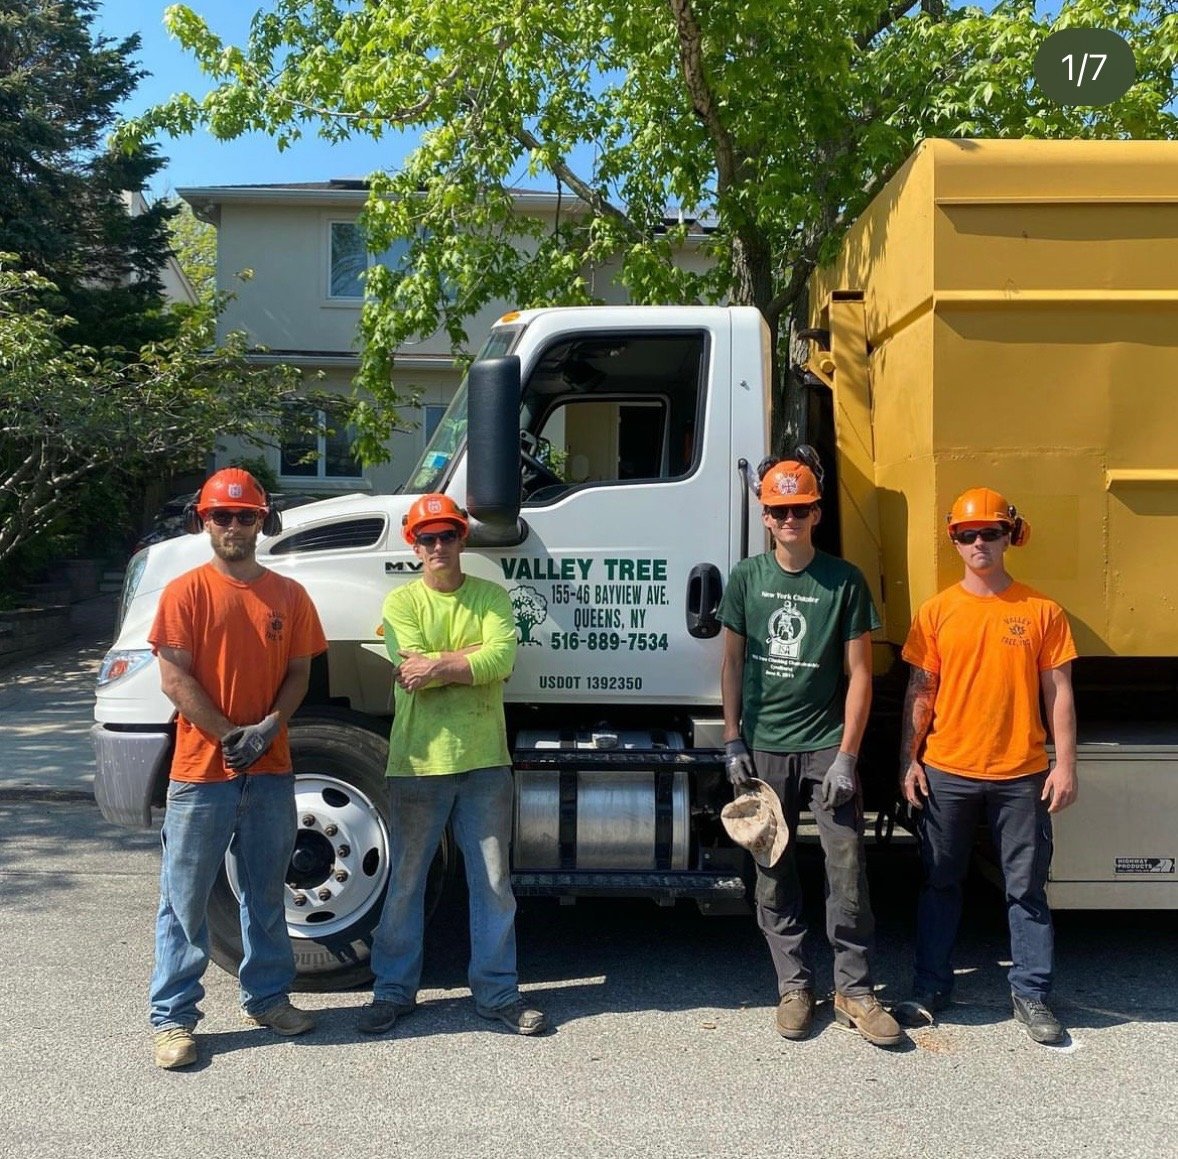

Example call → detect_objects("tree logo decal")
509 585 547 646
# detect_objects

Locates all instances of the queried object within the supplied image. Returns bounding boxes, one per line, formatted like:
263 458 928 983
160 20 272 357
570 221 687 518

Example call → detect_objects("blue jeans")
752 747 876 997
370 766 520 1011
149 774 297 1030
916 766 1054 1001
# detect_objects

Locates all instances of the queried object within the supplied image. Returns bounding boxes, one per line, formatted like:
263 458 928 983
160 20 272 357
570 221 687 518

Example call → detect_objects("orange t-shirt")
902 581 1077 780
148 564 327 782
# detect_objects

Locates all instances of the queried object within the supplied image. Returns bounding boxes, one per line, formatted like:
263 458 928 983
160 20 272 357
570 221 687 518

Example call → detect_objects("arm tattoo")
899 668 939 767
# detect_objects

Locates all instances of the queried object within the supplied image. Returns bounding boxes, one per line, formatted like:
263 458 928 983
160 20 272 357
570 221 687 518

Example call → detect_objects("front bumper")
91 724 172 828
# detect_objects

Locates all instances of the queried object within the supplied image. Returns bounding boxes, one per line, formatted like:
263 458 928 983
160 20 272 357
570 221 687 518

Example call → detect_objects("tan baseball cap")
720 779 789 867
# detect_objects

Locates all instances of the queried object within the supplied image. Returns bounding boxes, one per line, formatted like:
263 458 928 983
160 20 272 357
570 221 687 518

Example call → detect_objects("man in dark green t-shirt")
718 456 902 1048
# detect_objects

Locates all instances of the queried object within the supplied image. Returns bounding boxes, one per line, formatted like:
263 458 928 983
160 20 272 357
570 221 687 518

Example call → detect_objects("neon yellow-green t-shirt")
382 575 516 775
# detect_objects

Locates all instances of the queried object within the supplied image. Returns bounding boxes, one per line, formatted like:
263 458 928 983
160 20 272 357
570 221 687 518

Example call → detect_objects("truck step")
511 869 746 900
513 748 725 773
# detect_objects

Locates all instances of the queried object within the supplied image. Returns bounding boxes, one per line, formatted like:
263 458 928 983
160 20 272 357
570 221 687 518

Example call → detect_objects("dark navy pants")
915 765 1055 1001
752 747 876 997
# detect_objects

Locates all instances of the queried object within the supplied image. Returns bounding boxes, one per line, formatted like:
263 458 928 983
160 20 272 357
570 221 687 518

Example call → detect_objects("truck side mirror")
467 356 526 546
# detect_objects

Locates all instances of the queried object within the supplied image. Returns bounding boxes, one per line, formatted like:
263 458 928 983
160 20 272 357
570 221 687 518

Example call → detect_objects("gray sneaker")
243 999 316 1036
358 999 417 1035
1012 993 1064 1044
153 1026 197 1069
476 999 549 1036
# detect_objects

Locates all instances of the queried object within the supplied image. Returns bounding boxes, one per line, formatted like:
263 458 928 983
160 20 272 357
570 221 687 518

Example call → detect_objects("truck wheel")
206 714 453 990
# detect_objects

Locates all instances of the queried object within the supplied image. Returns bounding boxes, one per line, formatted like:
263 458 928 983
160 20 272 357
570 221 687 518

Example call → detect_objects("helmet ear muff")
183 502 203 534
1008 506 1029 547
262 507 282 537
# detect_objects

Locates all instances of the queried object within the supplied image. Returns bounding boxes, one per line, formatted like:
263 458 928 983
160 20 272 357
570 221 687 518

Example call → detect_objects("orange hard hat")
195 468 269 514
401 493 469 545
947 487 1029 546
947 487 1014 528
760 460 821 506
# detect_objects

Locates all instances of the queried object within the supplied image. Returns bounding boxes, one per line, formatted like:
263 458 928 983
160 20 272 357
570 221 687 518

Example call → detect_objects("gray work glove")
222 711 282 771
724 739 756 790
820 751 858 811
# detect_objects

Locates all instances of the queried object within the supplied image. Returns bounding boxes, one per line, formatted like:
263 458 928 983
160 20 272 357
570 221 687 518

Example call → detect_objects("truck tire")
206 713 453 991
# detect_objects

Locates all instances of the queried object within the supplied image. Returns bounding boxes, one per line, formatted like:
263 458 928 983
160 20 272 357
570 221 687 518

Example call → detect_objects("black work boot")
1012 993 1064 1044
895 988 950 1027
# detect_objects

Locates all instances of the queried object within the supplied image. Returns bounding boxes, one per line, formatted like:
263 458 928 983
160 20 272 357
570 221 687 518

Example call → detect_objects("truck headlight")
97 649 153 687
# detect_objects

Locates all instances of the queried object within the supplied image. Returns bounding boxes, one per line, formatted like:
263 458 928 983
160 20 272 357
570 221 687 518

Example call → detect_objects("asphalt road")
2 799 1176 1159
1 600 1176 1158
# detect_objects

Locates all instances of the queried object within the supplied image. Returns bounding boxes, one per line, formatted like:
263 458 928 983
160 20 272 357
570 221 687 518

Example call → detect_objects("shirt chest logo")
266 611 286 642
767 602 807 660
1002 615 1032 646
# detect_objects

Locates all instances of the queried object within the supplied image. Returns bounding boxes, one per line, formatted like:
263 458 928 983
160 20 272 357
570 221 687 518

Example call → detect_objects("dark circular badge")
1033 28 1136 107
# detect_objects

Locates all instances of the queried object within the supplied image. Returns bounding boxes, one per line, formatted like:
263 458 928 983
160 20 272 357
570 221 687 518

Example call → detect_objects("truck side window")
521 331 706 503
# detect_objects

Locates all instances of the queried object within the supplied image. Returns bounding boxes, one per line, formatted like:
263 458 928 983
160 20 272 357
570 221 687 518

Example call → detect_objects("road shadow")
0 638 111 793
0 800 159 912
397 840 1178 1036
6 800 1176 1039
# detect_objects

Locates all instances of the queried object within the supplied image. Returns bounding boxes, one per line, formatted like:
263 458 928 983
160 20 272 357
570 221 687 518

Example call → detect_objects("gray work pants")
751 746 876 997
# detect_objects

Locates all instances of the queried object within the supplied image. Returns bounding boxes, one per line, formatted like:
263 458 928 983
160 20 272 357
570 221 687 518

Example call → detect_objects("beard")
211 537 254 563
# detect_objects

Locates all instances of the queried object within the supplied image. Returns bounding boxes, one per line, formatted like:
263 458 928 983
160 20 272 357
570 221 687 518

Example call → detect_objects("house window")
328 221 411 299
280 409 362 480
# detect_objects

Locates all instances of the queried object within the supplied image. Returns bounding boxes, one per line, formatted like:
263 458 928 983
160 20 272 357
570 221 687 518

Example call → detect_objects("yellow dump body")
809 138 1178 657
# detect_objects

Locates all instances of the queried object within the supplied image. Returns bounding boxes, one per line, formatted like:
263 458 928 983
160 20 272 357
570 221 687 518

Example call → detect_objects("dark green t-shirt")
718 550 881 752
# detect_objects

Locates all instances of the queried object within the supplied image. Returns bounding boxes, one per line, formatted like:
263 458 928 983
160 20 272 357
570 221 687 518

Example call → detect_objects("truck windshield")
403 325 523 493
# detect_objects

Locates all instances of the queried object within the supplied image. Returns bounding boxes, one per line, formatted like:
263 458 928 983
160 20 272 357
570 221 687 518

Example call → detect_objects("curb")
0 787 96 804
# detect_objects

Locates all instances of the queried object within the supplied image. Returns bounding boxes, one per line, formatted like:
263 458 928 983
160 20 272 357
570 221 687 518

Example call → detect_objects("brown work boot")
833 992 905 1047
774 989 815 1040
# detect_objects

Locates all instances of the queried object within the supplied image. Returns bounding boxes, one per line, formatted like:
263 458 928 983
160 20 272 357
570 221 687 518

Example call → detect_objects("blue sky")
99 0 413 194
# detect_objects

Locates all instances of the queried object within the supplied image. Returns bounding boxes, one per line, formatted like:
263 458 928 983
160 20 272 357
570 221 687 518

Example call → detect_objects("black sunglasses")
415 529 460 548
208 509 260 527
952 527 1008 545
768 504 815 521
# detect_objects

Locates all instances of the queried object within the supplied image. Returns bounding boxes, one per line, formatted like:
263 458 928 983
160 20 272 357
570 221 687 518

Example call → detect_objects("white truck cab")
94 306 775 986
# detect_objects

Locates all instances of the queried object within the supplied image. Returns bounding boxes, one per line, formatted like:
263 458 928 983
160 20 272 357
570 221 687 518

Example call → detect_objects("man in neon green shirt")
360 494 547 1037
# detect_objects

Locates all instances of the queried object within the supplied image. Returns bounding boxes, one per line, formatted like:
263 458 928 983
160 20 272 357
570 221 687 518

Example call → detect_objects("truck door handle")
685 563 723 639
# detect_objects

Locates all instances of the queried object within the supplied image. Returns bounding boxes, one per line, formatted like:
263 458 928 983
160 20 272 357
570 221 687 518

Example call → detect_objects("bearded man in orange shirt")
146 469 327 1069
899 487 1078 1045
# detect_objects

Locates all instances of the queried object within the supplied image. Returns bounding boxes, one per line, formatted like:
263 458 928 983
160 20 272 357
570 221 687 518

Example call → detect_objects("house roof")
177 180 713 233
246 348 458 371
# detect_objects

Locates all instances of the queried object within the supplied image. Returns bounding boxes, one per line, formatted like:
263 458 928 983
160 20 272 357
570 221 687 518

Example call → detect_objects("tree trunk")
729 228 785 451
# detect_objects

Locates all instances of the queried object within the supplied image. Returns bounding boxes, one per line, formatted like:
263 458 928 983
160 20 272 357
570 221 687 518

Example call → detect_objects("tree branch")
258 60 466 125
855 1 925 50
511 125 641 240
668 0 738 193
766 257 816 323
